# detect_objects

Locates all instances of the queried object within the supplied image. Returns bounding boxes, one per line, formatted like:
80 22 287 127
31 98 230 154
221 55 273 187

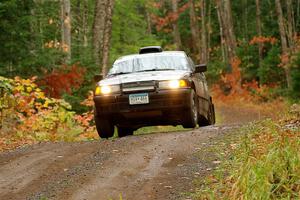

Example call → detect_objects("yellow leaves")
81 91 94 107
44 40 61 49
1 75 97 151
48 18 54 25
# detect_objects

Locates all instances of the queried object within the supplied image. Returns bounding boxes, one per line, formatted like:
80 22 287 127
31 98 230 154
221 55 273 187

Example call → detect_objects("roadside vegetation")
0 1 299 150
0 76 97 151
193 105 300 200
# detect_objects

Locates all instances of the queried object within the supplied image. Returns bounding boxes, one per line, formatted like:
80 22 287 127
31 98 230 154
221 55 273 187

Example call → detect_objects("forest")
0 1 300 199
1 0 300 106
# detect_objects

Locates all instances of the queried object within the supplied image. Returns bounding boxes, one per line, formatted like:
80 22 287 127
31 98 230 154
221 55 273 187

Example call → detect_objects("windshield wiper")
136 68 175 73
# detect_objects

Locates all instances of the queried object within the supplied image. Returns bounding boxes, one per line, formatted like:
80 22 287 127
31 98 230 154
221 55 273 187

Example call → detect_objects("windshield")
108 54 190 75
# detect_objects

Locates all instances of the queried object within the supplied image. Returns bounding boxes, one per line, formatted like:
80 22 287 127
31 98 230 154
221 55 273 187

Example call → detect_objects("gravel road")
0 105 263 200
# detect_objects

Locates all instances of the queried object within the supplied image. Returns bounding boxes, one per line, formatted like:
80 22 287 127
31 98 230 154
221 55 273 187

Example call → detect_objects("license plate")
129 93 149 105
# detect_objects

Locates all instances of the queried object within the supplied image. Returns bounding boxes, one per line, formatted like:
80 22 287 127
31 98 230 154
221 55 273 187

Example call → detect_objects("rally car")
93 46 215 138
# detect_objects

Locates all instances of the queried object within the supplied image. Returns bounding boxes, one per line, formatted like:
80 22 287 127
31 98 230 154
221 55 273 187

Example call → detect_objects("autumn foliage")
150 2 189 32
249 36 278 45
38 64 86 98
0 76 96 151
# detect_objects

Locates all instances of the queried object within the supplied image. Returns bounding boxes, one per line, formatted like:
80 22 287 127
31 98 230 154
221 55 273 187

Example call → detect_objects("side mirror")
195 64 207 73
94 74 103 82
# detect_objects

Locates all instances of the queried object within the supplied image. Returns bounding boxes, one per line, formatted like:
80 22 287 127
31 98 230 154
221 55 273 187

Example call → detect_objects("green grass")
193 115 300 200
135 125 187 135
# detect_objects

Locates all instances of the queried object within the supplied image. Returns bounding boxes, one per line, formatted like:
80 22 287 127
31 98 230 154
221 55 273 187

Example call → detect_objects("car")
93 46 215 138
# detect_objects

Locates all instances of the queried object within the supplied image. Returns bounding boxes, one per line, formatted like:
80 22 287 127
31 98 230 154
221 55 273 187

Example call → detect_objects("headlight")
95 85 120 95
159 80 188 89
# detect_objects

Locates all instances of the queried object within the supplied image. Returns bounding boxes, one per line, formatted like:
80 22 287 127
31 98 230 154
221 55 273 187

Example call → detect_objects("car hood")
98 70 191 86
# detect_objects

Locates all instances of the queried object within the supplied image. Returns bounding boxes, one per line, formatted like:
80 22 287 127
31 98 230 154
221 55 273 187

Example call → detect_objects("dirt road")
0 106 262 200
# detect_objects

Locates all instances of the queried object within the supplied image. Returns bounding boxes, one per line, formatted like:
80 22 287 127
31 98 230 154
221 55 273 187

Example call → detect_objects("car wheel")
183 90 198 129
208 102 216 125
94 115 114 139
117 127 134 137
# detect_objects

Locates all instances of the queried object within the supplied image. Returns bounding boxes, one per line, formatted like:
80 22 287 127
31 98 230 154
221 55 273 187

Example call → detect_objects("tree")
171 0 182 50
92 0 115 75
61 0 71 63
101 0 115 76
200 0 208 63
255 0 263 66
215 0 237 63
189 0 201 60
92 0 107 71
275 0 292 88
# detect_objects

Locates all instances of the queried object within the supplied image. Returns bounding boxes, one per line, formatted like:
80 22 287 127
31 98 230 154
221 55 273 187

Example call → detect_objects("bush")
0 76 96 151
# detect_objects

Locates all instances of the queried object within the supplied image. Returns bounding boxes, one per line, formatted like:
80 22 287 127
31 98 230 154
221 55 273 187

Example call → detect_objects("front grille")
122 81 156 93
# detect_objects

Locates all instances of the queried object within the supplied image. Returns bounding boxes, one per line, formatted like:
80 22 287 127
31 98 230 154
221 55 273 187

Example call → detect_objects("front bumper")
94 89 192 124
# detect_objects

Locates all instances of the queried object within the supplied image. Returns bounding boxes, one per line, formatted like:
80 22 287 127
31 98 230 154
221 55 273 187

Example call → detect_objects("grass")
135 125 187 135
193 113 300 200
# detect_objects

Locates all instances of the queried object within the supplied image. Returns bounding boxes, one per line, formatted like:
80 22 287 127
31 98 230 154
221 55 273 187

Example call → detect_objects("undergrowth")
0 76 97 151
194 109 300 200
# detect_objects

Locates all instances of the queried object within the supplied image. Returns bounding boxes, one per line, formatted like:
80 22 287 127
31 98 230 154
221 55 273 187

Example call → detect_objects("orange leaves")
81 91 94 107
151 3 189 32
0 75 99 151
39 64 86 98
249 36 277 45
279 37 300 69
217 57 242 96
212 56 285 106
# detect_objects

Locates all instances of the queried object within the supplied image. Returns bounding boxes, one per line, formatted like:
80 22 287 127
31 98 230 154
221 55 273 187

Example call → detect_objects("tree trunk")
61 0 72 63
275 0 292 89
101 0 115 76
82 0 89 48
286 0 296 50
215 0 237 63
200 0 208 63
189 0 201 60
146 9 152 34
215 0 227 64
215 0 241 91
255 0 263 67
223 0 236 60
171 0 182 50
92 0 107 71
297 0 300 29
207 0 212 61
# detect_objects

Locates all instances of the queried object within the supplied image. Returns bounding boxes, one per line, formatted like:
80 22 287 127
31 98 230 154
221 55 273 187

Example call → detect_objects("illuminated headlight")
95 85 120 95
159 80 188 89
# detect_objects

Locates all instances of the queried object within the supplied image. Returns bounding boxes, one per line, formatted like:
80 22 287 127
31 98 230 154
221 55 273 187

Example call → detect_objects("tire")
198 99 215 127
183 90 198 129
208 102 216 125
117 127 134 137
94 115 114 139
